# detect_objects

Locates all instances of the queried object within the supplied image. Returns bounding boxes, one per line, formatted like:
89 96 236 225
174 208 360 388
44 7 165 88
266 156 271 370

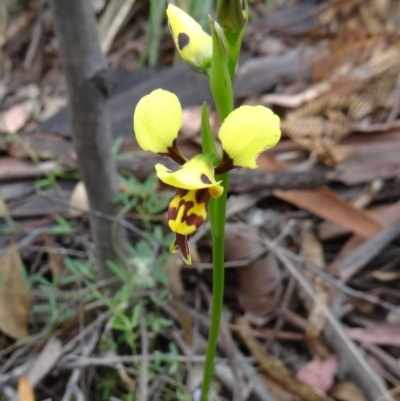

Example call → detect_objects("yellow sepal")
155 154 223 195
218 105 281 169
133 89 182 154
166 4 212 72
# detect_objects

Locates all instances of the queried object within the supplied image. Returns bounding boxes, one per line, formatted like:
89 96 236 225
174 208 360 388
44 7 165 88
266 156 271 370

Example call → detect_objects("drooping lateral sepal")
218 105 281 169
166 4 212 73
133 89 186 164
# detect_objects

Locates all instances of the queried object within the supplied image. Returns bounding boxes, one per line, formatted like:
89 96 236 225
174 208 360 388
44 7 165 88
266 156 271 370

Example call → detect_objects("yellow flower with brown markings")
133 89 281 264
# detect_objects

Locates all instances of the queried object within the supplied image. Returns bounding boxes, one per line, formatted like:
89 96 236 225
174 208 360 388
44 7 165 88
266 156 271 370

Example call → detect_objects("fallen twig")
236 316 334 401
261 235 395 401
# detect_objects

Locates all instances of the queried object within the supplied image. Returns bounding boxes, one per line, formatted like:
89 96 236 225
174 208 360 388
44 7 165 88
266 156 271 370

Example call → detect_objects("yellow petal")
166 4 212 72
133 89 182 154
155 154 223 194
218 105 281 169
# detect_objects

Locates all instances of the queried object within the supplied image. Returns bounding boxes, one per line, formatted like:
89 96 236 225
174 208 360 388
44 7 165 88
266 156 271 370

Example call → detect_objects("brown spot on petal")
168 190 207 231
185 213 204 229
177 188 189 197
201 174 212 184
178 33 190 50
168 198 194 224
196 188 209 204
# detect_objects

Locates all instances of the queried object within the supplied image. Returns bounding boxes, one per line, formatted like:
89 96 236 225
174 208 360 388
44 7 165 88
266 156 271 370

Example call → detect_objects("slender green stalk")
200 52 236 401
200 172 228 401
200 7 246 399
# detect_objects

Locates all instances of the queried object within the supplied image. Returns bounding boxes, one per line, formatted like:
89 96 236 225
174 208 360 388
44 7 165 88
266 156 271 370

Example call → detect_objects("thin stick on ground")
261 235 395 401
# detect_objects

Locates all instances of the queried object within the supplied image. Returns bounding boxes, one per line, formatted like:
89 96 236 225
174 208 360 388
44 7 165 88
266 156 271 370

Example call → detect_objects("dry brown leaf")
169 299 193 345
236 316 334 401
225 223 282 318
330 381 367 401
262 376 297 401
163 253 184 298
69 181 89 217
27 337 63 386
301 221 330 357
318 200 400 241
0 102 31 133
43 235 65 277
0 243 31 339
296 356 338 393
18 377 35 401
258 154 381 238
8 131 72 160
347 324 400 347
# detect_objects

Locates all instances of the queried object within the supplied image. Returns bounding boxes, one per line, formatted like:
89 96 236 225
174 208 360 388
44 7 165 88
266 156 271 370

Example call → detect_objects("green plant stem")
200 172 228 401
200 17 241 400
200 85 234 401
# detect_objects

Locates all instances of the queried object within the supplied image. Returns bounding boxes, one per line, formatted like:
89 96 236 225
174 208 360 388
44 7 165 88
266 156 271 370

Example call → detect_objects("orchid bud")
166 4 212 72
216 0 249 34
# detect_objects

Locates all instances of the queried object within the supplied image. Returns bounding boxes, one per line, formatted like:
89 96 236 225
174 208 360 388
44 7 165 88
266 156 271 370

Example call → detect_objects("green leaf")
208 16 233 121
51 215 73 235
130 304 142 329
224 25 247 79
200 102 219 163
111 136 124 155
139 0 167 67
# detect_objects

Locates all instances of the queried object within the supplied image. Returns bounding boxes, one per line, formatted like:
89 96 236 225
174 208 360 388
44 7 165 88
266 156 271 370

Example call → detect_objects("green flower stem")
200 11 246 399
200 56 236 401
200 172 228 401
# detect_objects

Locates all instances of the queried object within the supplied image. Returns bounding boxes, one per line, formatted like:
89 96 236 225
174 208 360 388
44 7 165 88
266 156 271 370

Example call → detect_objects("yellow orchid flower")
133 89 281 264
166 4 212 72
156 155 223 265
